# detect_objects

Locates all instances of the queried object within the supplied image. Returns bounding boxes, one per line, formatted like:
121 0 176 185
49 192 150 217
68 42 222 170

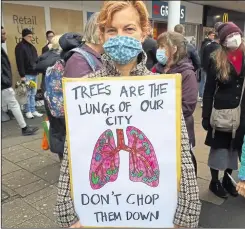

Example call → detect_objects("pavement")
1 104 245 228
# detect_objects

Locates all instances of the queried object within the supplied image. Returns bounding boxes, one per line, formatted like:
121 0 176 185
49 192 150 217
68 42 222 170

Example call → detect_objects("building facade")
2 0 245 86
2 0 204 85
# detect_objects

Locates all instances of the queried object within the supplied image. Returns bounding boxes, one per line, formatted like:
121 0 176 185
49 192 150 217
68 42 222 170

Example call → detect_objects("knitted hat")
217 22 242 44
214 22 223 32
22 28 33 38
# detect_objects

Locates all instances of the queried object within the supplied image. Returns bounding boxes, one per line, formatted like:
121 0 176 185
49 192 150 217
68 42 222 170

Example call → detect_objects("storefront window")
183 24 199 47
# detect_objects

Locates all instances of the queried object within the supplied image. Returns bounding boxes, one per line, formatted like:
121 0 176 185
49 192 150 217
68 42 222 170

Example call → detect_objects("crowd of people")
1 0 245 227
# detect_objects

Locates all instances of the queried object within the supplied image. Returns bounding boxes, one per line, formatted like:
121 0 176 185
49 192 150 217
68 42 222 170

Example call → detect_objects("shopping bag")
42 118 50 150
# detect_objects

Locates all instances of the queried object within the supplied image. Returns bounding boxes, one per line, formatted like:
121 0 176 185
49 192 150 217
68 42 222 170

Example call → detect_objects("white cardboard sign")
63 74 182 228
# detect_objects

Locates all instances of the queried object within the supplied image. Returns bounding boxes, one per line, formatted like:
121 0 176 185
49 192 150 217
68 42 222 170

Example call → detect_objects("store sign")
203 5 245 30
152 1 186 23
222 13 229 23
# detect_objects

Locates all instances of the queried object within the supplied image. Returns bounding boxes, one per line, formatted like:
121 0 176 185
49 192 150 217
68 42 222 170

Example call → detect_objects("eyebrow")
106 23 137 30
124 24 136 27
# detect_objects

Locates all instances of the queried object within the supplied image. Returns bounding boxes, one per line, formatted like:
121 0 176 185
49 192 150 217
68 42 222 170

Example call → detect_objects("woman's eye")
127 28 135 31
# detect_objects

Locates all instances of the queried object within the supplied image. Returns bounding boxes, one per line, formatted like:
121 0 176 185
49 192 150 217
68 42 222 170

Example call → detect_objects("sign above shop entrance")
152 1 186 23
222 13 229 23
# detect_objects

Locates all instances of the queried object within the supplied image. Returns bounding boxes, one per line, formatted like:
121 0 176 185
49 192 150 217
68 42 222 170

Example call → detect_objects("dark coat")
152 57 198 147
1 47 12 90
202 52 245 150
35 49 61 91
200 38 213 67
42 43 49 54
202 41 220 72
142 37 158 70
15 39 38 77
44 99 66 155
187 43 201 71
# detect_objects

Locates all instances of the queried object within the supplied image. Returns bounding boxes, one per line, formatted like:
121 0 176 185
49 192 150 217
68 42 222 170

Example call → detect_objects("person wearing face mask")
202 22 245 199
152 32 198 175
55 1 201 228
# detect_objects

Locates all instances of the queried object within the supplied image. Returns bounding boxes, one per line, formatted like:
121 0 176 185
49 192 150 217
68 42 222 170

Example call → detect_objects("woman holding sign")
55 1 201 228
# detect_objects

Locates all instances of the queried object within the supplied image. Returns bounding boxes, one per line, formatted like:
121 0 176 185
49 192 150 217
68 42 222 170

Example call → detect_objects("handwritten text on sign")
81 192 160 223
64 76 180 228
71 82 167 126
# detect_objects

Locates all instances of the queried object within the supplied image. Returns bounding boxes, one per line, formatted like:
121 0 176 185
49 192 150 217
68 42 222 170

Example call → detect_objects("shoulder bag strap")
239 76 245 106
70 47 97 72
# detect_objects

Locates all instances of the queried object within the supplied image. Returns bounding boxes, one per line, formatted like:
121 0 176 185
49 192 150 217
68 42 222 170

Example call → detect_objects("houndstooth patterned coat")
55 53 202 228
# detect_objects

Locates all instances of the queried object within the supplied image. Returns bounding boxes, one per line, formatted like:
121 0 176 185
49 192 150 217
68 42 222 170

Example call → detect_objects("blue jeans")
199 69 206 98
25 75 37 113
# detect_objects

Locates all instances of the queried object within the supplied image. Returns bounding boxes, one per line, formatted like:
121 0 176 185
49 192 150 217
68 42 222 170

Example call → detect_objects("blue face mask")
156 49 168 65
103 36 143 65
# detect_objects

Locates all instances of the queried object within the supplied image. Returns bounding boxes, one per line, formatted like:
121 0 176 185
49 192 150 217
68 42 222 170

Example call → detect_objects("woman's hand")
236 181 245 197
202 118 210 131
69 221 83 228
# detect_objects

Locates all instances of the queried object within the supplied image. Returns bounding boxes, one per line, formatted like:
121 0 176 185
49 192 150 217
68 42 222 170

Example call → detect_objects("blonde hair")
212 37 245 82
83 12 100 45
98 1 150 36
157 31 187 65
48 35 63 50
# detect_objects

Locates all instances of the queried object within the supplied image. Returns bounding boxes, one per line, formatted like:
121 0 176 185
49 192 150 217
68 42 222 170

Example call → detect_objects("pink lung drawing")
126 126 159 187
89 130 119 190
89 127 159 190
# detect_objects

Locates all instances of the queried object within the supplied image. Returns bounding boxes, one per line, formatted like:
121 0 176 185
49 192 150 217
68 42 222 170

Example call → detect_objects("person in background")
1 26 39 135
36 35 62 93
55 1 201 228
202 32 220 76
199 32 220 108
199 23 222 107
202 22 245 199
64 12 103 78
142 28 158 70
203 22 223 63
36 35 65 162
15 28 43 119
38 30 55 93
174 24 201 72
42 30 55 54
200 30 216 56
152 31 198 175
190 36 196 47
237 135 245 197
198 30 216 103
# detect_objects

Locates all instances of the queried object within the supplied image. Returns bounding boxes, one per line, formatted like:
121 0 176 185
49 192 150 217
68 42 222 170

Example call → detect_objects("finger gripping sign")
63 74 182 228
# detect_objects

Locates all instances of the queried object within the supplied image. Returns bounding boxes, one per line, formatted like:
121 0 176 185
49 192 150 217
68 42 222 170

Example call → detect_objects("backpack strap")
70 47 97 72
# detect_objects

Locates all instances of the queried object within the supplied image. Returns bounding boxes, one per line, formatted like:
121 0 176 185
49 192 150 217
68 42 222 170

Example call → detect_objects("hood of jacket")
167 57 194 74
35 49 61 73
59 32 83 52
